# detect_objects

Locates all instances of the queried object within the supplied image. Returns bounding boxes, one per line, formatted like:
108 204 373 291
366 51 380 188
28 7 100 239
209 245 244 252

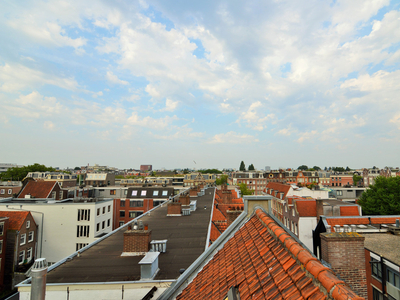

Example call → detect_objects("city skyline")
1 0 400 169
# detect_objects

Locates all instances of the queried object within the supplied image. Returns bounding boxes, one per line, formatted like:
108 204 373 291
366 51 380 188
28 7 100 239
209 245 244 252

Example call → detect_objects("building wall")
0 200 113 264
0 218 9 290
298 217 317 251
0 187 21 198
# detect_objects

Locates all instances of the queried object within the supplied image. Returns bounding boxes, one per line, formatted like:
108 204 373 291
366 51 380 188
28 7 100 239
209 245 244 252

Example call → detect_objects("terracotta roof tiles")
18 180 58 198
0 211 32 231
177 209 363 300
339 206 360 216
295 200 317 217
326 216 399 230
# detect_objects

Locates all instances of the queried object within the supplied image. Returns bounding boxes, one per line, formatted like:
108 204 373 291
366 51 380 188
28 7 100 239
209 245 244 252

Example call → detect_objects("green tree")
74 167 81 170
345 166 351 171
215 175 228 185
0 163 55 181
353 174 363 186
298 165 308 171
313 166 321 171
199 169 222 174
248 164 255 171
239 161 246 171
358 176 400 215
239 183 253 195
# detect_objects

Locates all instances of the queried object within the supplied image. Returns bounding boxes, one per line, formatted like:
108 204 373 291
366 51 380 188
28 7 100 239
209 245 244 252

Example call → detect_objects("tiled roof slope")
177 209 364 300
18 180 57 198
295 200 317 217
326 215 399 229
264 182 291 198
0 211 30 230
339 206 359 216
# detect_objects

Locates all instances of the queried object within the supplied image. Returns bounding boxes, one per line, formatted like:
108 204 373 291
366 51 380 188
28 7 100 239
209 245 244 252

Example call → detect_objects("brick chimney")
123 228 152 254
167 201 182 216
316 199 324 222
320 232 367 298
189 188 198 197
179 194 190 206
227 206 243 227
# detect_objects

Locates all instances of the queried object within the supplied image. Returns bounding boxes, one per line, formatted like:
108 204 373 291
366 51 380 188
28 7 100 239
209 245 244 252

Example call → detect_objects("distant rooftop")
364 233 400 265
45 188 214 283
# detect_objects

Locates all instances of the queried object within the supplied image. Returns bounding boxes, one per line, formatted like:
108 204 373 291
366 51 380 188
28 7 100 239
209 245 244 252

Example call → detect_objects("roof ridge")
254 209 364 300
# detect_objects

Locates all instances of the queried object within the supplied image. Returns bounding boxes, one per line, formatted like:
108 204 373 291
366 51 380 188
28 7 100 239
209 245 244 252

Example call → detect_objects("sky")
1 0 400 170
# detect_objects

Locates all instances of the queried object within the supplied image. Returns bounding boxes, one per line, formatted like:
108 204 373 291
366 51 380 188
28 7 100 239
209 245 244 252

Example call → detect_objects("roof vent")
30 258 48 300
150 240 167 253
190 200 197 211
139 252 160 280
182 208 191 216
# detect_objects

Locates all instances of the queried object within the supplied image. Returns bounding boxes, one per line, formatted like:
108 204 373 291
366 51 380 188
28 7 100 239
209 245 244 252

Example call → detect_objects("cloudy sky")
1 0 400 170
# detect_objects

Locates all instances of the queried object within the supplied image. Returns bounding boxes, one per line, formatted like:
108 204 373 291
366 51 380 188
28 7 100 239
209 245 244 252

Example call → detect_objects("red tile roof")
210 222 222 243
0 211 32 230
295 200 317 217
18 180 58 198
327 216 399 229
177 209 364 300
339 206 360 216
213 206 227 221
265 182 291 198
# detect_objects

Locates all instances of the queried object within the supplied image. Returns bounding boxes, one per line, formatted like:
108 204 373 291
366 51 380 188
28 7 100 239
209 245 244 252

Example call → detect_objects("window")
77 225 90 237
110 190 116 195
337 190 343 196
97 208 100 216
8 189 12 194
102 207 105 214
0 189 4 194
130 200 143 207
0 222 3 235
27 248 32 262
0 240 2 254
153 190 159 196
20 233 26 245
51 191 56 199
102 221 105 229
119 221 124 227
162 190 168 196
129 211 143 218
124 190 128 195
107 219 110 227
387 268 400 288
131 190 138 196
371 258 382 279
28 231 34 242
77 209 90 221
26 220 30 228
108 205 111 212
120 211 125 217
120 200 125 207
18 250 25 265
96 223 100 231
372 288 384 300
59 191 63 200
76 243 88 251
141 190 147 196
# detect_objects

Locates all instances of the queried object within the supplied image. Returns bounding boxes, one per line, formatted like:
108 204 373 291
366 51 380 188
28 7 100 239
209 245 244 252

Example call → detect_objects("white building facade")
0 199 113 263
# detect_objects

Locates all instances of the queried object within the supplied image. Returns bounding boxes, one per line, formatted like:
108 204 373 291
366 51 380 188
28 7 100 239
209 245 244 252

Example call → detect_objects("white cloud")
0 64 78 92
127 112 177 130
43 121 55 130
162 98 179 112
208 131 259 144
106 71 129 85
236 101 276 131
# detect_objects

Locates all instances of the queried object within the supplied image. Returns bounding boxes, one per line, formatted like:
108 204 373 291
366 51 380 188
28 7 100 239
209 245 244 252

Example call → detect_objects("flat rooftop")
46 187 215 283
363 232 400 265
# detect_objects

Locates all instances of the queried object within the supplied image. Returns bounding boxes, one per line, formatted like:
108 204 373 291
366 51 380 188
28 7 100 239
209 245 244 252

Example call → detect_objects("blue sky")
1 0 400 170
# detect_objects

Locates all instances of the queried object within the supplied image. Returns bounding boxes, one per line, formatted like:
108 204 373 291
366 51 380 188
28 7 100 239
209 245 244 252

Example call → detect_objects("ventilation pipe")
30 258 48 300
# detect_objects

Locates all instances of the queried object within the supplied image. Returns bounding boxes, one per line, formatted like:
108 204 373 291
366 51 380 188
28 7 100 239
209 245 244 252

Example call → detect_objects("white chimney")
30 258 48 300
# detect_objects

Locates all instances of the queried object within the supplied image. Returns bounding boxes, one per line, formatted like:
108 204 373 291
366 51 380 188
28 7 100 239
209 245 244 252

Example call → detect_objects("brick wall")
123 229 151 253
179 195 190 205
227 209 242 227
316 199 324 222
167 202 182 216
320 232 367 298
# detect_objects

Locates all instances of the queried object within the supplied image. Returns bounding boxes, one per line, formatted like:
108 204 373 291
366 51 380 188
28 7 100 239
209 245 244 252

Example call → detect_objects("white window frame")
27 247 33 262
0 189 4 195
8 189 12 195
0 240 3 254
18 250 25 265
20 233 26 245
0 222 3 235
28 231 34 242
26 220 30 229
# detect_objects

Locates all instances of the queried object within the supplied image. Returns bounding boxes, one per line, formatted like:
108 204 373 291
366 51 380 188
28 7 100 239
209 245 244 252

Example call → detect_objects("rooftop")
45 188 214 283
18 181 58 199
363 233 400 265
176 209 362 300
0 211 31 230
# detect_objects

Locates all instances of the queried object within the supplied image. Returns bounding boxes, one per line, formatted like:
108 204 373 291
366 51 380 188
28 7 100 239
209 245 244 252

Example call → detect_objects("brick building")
0 211 37 290
113 187 174 228
17 180 66 200
0 217 9 291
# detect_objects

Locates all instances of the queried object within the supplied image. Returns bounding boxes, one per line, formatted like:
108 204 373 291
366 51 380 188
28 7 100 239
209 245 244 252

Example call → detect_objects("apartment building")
0 198 113 264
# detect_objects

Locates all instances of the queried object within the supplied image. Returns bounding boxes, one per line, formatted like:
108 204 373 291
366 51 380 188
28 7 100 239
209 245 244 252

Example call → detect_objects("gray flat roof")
322 199 358 206
364 233 400 265
46 188 215 283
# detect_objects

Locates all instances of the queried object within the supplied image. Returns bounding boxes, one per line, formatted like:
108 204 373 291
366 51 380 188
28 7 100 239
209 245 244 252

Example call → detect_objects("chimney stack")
316 199 324 222
320 232 367 298
167 200 182 216
123 226 152 255
227 206 243 227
